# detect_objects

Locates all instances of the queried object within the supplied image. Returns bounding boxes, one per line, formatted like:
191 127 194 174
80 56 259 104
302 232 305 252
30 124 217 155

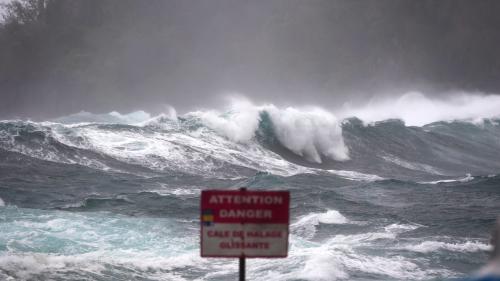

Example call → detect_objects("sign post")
239 255 245 281
200 188 290 280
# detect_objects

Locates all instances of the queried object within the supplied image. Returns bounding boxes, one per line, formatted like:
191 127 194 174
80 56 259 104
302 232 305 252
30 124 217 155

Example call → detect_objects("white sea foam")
326 169 384 181
304 225 417 246
325 223 420 245
404 240 491 253
139 106 179 129
50 121 309 177
265 105 349 162
248 237 443 281
4 93 500 178
331 253 450 280
339 91 500 126
8 205 428 280
52 110 151 125
0 207 205 280
0 251 216 281
292 210 349 239
0 122 114 171
248 221 438 280
0 207 458 281
289 233 451 281
194 98 350 163
193 98 261 143
384 223 422 233
4 92 500 181
42 100 351 176
149 185 200 196
289 222 452 280
381 155 443 175
419 173 474 184
0 245 452 281
297 249 349 280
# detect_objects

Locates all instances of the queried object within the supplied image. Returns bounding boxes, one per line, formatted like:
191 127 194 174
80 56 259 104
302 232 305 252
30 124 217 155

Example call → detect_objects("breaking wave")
1 93 499 281
339 91 500 126
404 240 491 253
1 94 500 179
292 209 349 239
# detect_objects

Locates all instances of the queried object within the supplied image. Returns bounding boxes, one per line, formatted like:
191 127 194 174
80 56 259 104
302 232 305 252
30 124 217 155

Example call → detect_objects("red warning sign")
200 189 290 258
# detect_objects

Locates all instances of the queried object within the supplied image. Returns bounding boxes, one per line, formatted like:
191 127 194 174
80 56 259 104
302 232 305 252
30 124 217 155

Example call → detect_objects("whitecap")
324 223 421 245
297 249 349 281
148 187 200 196
289 234 452 281
193 100 350 163
419 173 474 184
326 169 384 181
404 240 491 253
292 210 349 239
339 91 500 126
45 114 315 177
381 155 443 175
265 105 349 162
384 223 422 234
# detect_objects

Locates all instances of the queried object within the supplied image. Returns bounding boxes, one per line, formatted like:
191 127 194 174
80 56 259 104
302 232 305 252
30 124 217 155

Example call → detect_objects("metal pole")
239 256 245 281
239 187 246 281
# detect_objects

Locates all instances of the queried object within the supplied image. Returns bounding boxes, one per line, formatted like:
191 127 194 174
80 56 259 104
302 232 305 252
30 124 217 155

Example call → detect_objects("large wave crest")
2 93 500 179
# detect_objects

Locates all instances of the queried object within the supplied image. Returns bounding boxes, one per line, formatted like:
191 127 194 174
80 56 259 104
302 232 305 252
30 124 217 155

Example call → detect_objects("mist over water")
339 92 500 126
2 0 500 118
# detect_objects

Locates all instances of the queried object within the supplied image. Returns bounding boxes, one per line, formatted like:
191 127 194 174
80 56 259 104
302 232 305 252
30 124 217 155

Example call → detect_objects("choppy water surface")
0 106 499 280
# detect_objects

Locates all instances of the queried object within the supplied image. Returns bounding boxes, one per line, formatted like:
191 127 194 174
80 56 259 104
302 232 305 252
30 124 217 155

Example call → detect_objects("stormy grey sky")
1 0 500 119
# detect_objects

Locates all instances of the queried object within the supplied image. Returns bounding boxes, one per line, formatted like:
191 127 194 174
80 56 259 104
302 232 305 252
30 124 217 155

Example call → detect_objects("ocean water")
0 101 499 280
